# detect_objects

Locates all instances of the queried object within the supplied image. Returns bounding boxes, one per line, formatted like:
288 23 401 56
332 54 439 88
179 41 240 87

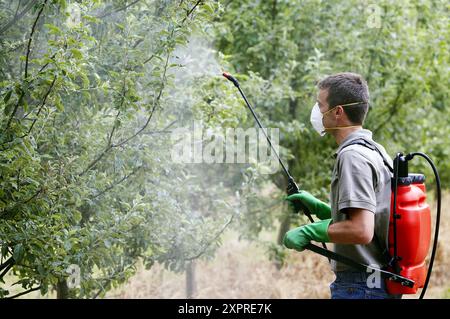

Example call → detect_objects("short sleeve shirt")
330 129 393 272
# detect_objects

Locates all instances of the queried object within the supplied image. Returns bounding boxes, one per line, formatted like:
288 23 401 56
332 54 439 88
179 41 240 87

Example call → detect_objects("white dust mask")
310 102 326 136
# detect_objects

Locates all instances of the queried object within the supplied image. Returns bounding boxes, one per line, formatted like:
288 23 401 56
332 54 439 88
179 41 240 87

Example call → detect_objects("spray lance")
222 72 442 297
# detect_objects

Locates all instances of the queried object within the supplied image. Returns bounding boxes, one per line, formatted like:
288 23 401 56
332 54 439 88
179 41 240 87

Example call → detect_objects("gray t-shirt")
330 129 393 272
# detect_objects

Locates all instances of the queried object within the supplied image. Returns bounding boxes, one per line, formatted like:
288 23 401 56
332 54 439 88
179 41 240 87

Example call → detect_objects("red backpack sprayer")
222 72 441 298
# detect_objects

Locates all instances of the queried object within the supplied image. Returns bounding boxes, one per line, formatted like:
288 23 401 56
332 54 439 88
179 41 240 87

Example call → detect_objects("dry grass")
107 192 450 299
107 235 335 299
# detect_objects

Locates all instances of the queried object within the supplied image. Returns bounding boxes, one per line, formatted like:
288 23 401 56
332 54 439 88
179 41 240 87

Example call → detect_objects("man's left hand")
283 219 332 252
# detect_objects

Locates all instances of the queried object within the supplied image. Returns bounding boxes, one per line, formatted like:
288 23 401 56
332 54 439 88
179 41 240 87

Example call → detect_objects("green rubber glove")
283 218 332 252
285 191 331 220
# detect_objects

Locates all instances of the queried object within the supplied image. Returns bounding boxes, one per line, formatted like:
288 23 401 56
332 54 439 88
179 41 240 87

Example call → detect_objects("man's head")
316 72 370 130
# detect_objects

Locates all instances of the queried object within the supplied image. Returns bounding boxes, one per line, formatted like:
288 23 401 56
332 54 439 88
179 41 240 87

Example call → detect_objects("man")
283 72 400 299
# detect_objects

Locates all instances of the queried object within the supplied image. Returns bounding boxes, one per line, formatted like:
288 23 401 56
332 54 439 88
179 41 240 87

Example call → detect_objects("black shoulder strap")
340 138 394 173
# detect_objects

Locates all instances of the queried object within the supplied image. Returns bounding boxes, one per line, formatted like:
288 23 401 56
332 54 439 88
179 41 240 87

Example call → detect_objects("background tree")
213 0 449 251
0 0 257 298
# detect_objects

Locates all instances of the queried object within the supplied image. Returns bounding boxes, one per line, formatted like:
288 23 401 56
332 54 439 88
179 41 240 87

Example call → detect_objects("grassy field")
107 193 450 299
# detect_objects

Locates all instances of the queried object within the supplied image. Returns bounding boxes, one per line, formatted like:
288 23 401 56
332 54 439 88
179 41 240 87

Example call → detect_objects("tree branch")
0 0 38 35
78 145 112 177
132 38 144 49
6 286 41 299
78 2 201 176
372 80 405 135
142 54 155 65
3 0 47 133
271 0 277 24
91 167 141 200
0 187 43 219
0 262 14 280
107 110 121 147
181 0 203 24
91 264 134 299
22 74 57 136
23 187 43 204
37 52 57 75
142 119 177 135
365 9 385 84
78 86 125 177
0 257 14 272
112 53 170 148
24 0 47 80
97 0 141 19
14 0 23 17
184 213 236 261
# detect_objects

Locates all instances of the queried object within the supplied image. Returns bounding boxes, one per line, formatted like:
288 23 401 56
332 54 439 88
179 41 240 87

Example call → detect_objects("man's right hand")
285 191 331 220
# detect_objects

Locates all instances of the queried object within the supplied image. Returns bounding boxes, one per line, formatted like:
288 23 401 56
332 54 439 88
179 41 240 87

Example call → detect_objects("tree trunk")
56 279 70 299
273 212 291 269
276 212 291 246
186 260 196 299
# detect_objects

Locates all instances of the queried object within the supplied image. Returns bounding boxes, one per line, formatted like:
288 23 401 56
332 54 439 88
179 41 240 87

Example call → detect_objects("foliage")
213 0 449 227
0 0 253 299
0 0 448 298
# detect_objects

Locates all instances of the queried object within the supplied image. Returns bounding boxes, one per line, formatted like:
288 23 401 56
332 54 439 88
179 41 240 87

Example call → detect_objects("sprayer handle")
286 178 309 214
286 178 299 195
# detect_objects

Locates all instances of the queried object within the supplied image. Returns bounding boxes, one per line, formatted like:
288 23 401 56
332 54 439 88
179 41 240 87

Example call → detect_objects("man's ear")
335 105 345 118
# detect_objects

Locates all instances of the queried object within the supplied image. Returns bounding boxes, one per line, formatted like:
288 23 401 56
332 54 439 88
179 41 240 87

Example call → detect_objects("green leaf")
13 244 24 262
4 102 13 115
1 245 8 256
64 240 72 251
3 90 12 104
54 95 64 111
73 210 82 223
37 264 46 276
80 73 90 88
44 23 62 35
82 15 100 24
203 3 215 14
71 48 83 60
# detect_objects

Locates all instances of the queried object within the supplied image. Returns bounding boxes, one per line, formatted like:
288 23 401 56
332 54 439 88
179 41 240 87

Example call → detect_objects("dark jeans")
330 271 403 299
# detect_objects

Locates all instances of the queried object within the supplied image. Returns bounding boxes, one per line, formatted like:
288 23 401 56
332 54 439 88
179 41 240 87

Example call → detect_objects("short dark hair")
318 72 370 125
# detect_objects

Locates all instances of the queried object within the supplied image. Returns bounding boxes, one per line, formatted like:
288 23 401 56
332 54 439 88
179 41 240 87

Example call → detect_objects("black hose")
406 152 441 299
392 153 401 274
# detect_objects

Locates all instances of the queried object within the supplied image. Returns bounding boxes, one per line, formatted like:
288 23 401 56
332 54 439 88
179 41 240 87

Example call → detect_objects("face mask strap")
322 101 367 115
324 125 362 131
339 101 366 107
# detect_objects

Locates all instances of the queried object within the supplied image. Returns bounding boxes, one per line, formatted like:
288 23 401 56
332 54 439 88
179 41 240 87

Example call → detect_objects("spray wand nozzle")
222 72 240 88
